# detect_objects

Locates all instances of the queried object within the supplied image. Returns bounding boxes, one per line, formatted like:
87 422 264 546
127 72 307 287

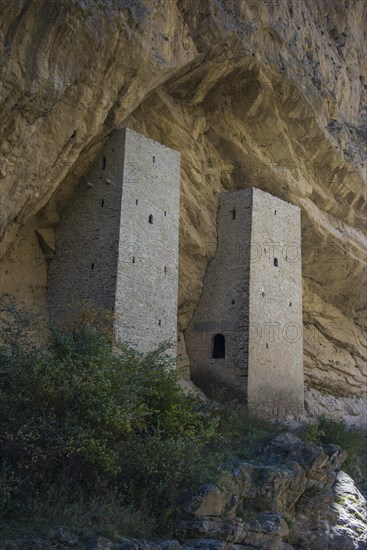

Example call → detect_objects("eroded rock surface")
329 471 367 549
177 433 366 548
1 0 366 422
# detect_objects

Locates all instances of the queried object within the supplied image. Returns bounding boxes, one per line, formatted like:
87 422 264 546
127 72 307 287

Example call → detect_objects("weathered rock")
288 473 367 550
183 542 293 550
180 434 366 548
52 528 79 547
119 540 182 550
179 517 245 542
183 541 228 550
88 536 114 550
184 484 228 517
329 471 367 549
304 387 367 429
0 0 366 424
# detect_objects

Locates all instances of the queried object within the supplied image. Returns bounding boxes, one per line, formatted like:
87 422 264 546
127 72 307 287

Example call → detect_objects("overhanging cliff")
1 0 366 423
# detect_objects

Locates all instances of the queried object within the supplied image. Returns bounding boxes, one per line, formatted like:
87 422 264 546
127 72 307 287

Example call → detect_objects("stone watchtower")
47 128 180 354
185 188 304 418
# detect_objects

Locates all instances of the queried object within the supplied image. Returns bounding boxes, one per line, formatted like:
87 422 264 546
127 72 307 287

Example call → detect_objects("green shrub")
0 304 217 535
214 402 281 459
299 415 367 493
300 414 365 454
2 300 365 541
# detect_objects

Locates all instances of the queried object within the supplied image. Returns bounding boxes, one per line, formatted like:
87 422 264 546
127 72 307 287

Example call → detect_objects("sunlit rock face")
179 434 367 548
1 1 366 424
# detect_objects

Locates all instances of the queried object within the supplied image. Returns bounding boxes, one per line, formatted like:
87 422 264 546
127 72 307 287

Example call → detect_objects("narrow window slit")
91 262 94 269
149 214 153 224
132 257 135 264
101 199 104 207
136 199 138 205
232 209 236 220
153 156 155 163
274 258 278 267
102 156 106 170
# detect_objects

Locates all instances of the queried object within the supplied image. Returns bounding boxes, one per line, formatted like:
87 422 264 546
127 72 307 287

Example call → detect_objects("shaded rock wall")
1 0 366 422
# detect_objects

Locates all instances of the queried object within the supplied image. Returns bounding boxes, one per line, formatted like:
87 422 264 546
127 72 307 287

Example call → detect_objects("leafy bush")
2 300 365 542
214 402 281 459
0 303 217 534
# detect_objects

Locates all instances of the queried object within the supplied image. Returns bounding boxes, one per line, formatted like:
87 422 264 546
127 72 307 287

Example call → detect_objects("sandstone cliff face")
1 1 366 423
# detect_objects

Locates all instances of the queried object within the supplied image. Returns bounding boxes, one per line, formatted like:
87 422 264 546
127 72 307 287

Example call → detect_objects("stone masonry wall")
115 128 180 354
185 188 304 418
247 188 304 418
185 189 253 400
47 128 180 356
47 131 125 324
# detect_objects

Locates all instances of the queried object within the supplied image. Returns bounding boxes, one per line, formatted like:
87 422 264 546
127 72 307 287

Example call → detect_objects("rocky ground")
4 434 366 550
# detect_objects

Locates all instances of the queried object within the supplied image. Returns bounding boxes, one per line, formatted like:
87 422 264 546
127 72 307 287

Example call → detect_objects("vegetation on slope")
0 300 365 545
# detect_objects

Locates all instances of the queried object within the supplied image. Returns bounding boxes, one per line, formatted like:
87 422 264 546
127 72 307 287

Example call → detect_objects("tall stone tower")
47 128 180 354
185 188 304 419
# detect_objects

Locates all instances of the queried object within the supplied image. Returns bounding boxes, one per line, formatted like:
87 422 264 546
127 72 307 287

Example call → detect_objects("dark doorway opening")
212 333 225 358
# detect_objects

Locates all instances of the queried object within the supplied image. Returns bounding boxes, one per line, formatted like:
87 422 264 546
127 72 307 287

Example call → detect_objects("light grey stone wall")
47 128 180 356
247 188 304 418
185 187 304 419
115 129 180 354
185 189 253 400
47 131 125 322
